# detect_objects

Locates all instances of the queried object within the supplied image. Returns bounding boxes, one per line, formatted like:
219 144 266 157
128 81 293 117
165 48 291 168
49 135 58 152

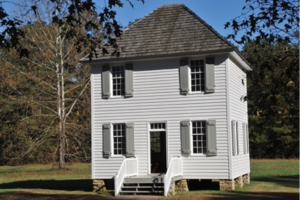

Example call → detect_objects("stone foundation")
219 179 235 191
219 173 250 191
175 179 189 192
234 176 244 189
170 182 176 195
93 179 106 192
243 173 250 184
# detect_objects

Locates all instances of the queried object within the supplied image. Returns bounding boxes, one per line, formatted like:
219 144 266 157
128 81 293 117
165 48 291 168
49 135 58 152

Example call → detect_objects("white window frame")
111 123 126 157
189 59 205 93
110 65 125 97
190 120 207 155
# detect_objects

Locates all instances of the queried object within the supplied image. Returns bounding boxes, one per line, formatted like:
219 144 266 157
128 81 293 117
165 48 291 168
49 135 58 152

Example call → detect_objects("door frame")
147 121 168 174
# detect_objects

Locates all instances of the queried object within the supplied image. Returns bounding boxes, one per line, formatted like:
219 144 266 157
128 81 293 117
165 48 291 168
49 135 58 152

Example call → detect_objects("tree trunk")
59 120 66 169
57 30 66 169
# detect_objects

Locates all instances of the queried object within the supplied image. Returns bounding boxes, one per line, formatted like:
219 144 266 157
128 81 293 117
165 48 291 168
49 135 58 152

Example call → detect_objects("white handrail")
164 157 182 196
114 157 138 196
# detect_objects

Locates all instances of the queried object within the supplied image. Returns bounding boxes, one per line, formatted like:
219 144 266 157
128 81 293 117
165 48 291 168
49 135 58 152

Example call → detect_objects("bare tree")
1 0 95 168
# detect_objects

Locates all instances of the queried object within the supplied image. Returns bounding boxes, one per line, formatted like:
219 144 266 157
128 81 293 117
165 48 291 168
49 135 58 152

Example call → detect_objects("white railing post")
164 157 182 196
114 157 138 196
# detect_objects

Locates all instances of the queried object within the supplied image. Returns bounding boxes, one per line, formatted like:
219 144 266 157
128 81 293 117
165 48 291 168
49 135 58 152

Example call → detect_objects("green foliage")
226 0 299 45
0 0 145 58
244 40 299 158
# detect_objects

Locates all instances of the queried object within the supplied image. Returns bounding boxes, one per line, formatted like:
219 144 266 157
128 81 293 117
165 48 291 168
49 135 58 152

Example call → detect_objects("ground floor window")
113 124 126 155
192 121 206 154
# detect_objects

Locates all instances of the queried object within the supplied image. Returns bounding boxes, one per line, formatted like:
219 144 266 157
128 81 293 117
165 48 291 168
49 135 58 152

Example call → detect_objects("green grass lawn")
0 163 109 199
240 159 299 193
171 159 299 200
0 160 299 200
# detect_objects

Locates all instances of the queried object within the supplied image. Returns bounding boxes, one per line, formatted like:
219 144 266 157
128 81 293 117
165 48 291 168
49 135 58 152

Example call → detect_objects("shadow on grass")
0 192 111 200
252 175 299 188
0 179 93 191
173 192 300 200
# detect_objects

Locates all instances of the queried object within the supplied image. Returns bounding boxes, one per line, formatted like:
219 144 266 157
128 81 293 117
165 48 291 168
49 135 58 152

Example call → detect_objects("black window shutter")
103 124 111 158
206 120 217 156
125 64 134 97
102 65 110 99
126 123 134 157
180 60 189 95
205 57 215 93
181 121 191 156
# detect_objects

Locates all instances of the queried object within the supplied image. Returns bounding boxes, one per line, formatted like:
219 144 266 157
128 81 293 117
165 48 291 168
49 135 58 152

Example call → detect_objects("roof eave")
229 50 252 71
80 48 236 65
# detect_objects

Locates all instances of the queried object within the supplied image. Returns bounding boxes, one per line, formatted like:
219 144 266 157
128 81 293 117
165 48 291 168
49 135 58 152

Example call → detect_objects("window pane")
113 124 126 155
112 66 125 96
190 60 205 92
192 121 206 154
150 123 166 130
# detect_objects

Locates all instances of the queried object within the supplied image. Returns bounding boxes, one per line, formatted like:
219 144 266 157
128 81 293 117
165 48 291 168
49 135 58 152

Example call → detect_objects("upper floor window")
102 64 133 99
112 66 125 96
179 57 215 95
190 60 205 92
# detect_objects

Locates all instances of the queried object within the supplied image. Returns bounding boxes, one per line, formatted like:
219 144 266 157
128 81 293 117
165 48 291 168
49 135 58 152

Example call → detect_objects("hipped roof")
82 4 250 70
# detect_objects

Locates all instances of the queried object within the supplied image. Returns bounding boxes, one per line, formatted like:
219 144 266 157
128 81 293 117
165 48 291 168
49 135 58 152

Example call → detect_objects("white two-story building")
82 4 251 196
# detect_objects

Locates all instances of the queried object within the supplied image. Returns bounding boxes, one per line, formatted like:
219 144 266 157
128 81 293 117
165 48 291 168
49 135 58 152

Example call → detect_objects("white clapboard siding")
228 58 250 178
91 55 231 179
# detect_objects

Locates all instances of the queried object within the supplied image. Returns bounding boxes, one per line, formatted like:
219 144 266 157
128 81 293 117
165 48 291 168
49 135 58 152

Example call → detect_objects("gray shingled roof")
82 4 238 61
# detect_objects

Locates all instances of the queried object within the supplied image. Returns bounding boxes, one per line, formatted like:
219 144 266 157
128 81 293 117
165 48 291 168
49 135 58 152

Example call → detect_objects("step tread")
122 186 164 188
124 181 164 183
120 191 163 194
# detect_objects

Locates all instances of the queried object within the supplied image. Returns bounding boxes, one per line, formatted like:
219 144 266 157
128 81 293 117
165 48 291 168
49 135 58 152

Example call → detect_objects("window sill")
110 155 126 158
189 154 207 157
188 91 205 95
109 96 125 99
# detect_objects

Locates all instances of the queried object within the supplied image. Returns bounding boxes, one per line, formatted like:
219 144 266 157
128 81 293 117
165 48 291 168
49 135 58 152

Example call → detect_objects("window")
102 123 134 158
111 66 125 96
190 60 205 92
243 123 249 154
180 57 214 95
181 120 216 156
102 64 133 99
236 121 239 155
231 120 237 156
113 124 126 155
150 123 166 130
192 121 206 154
243 123 247 154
